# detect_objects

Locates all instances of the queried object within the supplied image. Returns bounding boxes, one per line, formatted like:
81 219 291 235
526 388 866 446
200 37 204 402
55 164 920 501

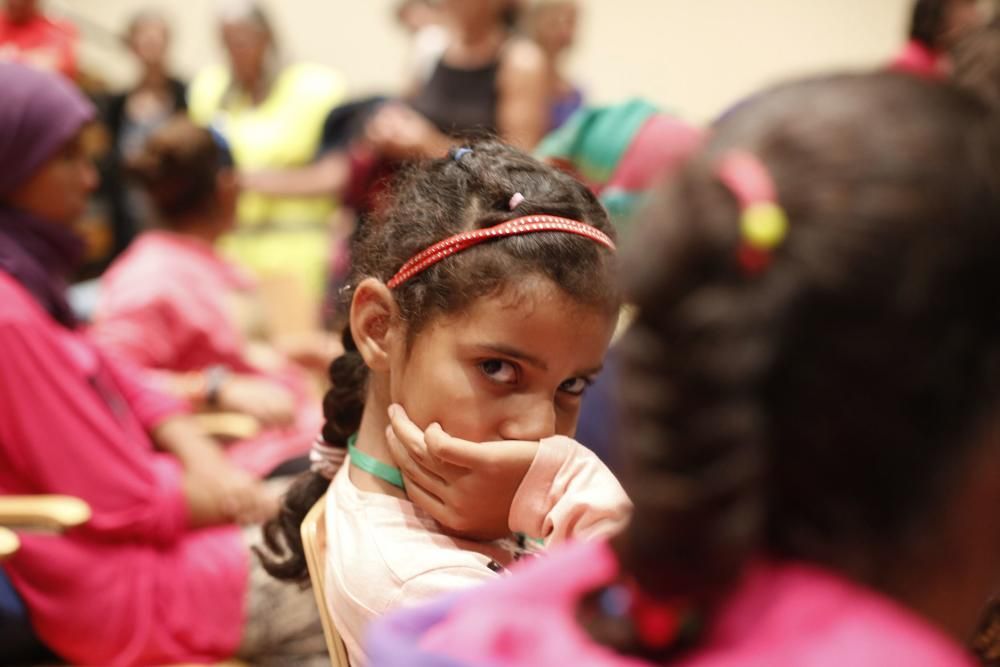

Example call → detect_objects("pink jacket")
326 436 632 665
367 539 975 667
0 272 247 666
91 231 322 476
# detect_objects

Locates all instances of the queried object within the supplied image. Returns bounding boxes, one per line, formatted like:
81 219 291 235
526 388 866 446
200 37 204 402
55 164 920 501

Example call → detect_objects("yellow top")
188 62 347 227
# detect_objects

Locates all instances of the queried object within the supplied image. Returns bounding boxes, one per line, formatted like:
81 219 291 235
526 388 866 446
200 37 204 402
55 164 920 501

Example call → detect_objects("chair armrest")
0 527 20 560
193 412 261 441
0 496 91 531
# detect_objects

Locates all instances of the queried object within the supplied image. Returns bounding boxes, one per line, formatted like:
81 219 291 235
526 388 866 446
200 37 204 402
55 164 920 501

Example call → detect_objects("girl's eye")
479 359 518 385
559 377 591 397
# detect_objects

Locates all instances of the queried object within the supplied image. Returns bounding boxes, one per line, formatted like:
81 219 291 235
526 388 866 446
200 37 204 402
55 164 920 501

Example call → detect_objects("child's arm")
508 436 632 544
385 405 632 543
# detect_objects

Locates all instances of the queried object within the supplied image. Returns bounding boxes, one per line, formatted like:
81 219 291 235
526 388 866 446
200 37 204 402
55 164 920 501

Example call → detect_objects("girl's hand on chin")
385 404 538 541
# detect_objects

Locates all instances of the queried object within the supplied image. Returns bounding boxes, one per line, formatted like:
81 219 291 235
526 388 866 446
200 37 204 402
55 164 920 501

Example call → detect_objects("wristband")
204 365 229 408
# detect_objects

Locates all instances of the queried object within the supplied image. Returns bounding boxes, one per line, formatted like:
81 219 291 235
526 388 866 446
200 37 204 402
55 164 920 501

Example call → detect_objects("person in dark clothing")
102 10 186 259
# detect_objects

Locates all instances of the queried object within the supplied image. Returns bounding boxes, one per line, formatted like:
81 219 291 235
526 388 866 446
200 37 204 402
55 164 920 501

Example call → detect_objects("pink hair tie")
386 214 616 289
309 435 347 480
509 192 525 210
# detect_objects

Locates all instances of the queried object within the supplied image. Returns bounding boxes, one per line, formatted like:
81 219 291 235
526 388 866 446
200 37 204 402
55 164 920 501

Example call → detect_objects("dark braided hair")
953 21 1000 113
593 73 1000 658
910 0 980 50
258 140 618 581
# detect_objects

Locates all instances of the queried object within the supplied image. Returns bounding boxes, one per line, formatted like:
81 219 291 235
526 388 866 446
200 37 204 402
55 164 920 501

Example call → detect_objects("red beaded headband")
386 214 617 289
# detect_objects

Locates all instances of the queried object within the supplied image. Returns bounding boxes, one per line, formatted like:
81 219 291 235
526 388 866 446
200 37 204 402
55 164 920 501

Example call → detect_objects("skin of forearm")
151 415 226 470
239 153 349 198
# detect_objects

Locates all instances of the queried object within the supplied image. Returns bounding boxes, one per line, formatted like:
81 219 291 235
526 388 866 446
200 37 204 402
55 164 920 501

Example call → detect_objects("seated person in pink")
0 62 327 666
257 141 632 664
364 73 1000 667
90 116 326 478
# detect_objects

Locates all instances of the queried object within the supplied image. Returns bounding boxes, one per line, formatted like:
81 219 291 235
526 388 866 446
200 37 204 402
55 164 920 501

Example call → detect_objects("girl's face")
8 130 97 226
388 277 615 443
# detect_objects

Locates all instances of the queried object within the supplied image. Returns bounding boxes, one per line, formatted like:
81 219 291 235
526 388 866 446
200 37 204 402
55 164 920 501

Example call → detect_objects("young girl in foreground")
260 141 632 663
365 72 1000 666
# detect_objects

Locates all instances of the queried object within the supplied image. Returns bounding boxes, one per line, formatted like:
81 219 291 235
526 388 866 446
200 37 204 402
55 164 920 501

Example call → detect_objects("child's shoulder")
327 467 505 611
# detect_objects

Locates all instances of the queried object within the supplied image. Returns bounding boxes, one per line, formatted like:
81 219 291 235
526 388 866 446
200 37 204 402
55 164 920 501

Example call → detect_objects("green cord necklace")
347 434 405 490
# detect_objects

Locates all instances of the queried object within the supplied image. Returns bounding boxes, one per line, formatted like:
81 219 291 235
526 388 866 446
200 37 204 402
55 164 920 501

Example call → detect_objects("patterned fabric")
535 99 701 236
366 539 977 667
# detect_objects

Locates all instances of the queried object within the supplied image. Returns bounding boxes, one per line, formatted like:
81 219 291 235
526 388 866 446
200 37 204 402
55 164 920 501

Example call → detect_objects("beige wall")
61 0 912 122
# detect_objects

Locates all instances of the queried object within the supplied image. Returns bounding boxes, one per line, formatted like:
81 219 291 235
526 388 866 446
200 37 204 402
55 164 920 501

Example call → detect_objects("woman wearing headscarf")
0 62 327 667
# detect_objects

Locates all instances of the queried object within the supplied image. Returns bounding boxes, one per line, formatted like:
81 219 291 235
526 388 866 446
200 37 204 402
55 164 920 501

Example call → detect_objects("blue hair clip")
208 124 234 168
451 147 473 162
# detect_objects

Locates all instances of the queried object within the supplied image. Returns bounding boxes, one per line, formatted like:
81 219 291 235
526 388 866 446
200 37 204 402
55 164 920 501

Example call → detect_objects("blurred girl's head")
613 72 1000 654
127 115 237 228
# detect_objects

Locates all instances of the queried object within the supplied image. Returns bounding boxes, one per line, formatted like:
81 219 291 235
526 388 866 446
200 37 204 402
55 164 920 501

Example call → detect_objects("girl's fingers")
387 426 448 489
387 404 430 464
398 478 448 522
424 422 481 469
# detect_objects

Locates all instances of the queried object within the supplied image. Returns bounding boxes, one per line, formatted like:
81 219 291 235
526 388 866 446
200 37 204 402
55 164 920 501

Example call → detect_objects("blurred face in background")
396 0 443 35
8 130 98 227
442 0 508 29
127 17 170 71
220 18 270 88
530 1 578 56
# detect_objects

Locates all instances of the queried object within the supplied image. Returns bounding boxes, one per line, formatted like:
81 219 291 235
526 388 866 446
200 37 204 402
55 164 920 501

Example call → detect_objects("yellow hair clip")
718 151 789 274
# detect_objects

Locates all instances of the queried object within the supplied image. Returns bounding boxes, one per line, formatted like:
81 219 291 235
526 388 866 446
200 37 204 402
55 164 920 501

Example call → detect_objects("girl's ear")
350 278 399 373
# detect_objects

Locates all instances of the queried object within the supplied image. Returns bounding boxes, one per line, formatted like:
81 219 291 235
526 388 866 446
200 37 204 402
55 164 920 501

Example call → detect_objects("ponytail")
257 326 368 581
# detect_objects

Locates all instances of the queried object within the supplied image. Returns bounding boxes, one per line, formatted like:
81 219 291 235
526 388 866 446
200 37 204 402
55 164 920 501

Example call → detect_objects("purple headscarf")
0 62 95 327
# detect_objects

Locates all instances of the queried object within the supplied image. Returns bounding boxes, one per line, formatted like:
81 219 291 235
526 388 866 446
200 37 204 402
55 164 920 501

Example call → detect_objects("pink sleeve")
0 320 189 546
90 287 180 372
101 352 189 431
508 436 632 544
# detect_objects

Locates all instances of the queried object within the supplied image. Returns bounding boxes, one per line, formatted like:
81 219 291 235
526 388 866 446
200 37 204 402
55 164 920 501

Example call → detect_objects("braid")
257 326 368 582
591 73 1000 659
322 327 367 446
587 168 779 658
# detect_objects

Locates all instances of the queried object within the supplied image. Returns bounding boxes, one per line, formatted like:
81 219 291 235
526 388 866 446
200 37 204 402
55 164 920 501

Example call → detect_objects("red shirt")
0 10 78 80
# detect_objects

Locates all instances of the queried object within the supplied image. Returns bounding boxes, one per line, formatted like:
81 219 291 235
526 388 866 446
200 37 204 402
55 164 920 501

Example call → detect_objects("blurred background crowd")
3 1 1000 665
